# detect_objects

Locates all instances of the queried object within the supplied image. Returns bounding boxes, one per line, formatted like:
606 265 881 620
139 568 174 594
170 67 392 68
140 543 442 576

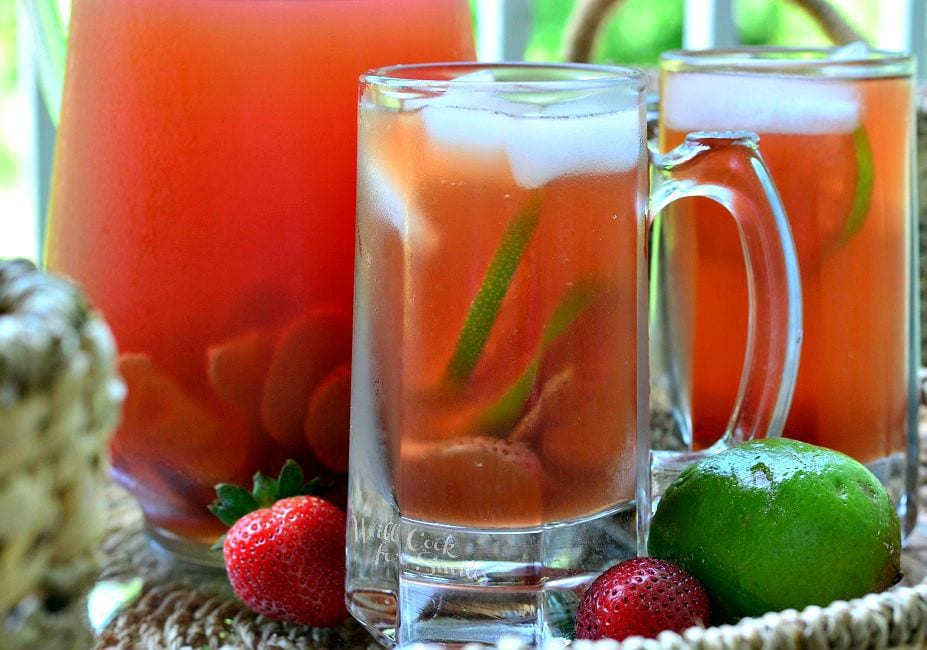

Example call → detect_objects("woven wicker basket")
0 259 124 620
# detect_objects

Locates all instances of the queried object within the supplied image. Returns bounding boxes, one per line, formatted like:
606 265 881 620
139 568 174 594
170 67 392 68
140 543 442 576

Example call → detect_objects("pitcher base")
144 523 226 569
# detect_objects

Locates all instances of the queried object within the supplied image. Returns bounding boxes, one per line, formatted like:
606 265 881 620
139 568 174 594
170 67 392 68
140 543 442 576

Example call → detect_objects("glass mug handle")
649 131 802 463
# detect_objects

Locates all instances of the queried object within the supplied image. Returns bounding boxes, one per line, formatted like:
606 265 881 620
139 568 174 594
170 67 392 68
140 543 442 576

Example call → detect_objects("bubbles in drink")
663 72 860 134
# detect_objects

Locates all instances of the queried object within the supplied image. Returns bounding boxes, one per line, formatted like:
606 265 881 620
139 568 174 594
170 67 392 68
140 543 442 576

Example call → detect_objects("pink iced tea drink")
356 73 647 527
660 62 912 465
45 0 474 545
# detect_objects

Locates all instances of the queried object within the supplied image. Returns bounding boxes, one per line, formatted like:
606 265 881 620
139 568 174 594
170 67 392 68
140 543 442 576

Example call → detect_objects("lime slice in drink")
444 192 542 384
475 280 598 436
839 126 874 244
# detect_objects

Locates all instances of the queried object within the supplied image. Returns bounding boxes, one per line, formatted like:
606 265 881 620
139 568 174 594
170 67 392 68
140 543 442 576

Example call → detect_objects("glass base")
144 523 226 569
347 502 637 647
866 451 918 541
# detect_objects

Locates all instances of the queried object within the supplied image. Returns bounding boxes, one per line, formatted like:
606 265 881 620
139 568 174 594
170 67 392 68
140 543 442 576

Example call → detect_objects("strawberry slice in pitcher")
207 327 277 422
260 309 352 452
115 353 259 533
304 362 352 473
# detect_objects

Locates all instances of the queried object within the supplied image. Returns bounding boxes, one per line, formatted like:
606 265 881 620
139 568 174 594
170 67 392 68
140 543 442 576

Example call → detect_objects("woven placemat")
83 450 927 649
5 436 925 650
87 484 376 650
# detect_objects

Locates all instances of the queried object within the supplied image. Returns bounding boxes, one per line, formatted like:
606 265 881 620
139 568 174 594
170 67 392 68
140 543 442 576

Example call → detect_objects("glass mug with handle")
654 47 918 536
346 62 801 646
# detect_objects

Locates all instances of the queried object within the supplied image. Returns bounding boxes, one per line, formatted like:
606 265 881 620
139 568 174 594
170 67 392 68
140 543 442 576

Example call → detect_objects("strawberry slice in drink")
115 353 259 534
260 309 352 452
207 327 277 422
304 362 352 473
397 436 544 527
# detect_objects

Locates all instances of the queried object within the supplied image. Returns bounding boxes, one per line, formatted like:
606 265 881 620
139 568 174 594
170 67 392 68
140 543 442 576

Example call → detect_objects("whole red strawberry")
210 461 347 627
575 557 711 640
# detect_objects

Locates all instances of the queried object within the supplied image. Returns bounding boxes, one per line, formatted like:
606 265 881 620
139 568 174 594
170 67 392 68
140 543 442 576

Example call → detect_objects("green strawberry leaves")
445 192 542 384
276 459 304 499
209 459 325 528
252 473 278 509
210 484 258 527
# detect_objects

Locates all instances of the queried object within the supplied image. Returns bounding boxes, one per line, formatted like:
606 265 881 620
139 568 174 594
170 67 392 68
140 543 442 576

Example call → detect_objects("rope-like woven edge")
422 583 927 650
97 584 374 650
788 0 865 46
603 585 927 649
564 0 625 63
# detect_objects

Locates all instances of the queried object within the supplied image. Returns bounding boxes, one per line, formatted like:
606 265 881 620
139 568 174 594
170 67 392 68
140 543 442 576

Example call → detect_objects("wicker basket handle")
564 0 867 63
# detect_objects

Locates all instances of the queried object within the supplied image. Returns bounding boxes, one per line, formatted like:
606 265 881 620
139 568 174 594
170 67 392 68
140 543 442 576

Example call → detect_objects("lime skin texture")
648 438 902 624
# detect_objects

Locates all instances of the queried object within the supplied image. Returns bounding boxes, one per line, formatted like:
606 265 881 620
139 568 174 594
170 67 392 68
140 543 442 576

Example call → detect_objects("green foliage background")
517 0 878 64
0 0 17 186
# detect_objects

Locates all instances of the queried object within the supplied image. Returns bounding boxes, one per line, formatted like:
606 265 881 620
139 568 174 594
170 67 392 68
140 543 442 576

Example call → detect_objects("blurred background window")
2 0 923 263
1 0 32 261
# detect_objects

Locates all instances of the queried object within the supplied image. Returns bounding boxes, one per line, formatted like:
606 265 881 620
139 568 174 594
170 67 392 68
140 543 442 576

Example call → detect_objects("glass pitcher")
30 0 475 564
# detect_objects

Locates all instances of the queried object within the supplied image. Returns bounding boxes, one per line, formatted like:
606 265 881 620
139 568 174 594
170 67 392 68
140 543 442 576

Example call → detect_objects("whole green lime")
648 438 901 623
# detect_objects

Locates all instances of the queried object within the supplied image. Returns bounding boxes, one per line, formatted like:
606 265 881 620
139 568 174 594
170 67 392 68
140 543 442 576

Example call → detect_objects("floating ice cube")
420 103 513 156
417 87 532 160
662 72 860 135
536 85 639 118
505 107 643 189
829 41 870 61
451 69 498 83
360 161 434 245
358 158 404 233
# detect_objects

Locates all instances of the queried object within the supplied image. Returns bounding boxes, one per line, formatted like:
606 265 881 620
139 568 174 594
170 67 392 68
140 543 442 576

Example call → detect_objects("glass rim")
360 61 647 92
660 46 914 77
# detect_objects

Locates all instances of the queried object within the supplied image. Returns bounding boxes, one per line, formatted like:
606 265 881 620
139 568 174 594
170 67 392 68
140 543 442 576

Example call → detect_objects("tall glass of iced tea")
347 62 802 645
43 0 475 564
655 48 918 535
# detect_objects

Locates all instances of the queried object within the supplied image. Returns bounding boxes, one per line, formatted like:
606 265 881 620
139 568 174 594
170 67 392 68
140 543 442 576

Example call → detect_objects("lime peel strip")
476 279 599 436
444 192 542 384
840 126 874 244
